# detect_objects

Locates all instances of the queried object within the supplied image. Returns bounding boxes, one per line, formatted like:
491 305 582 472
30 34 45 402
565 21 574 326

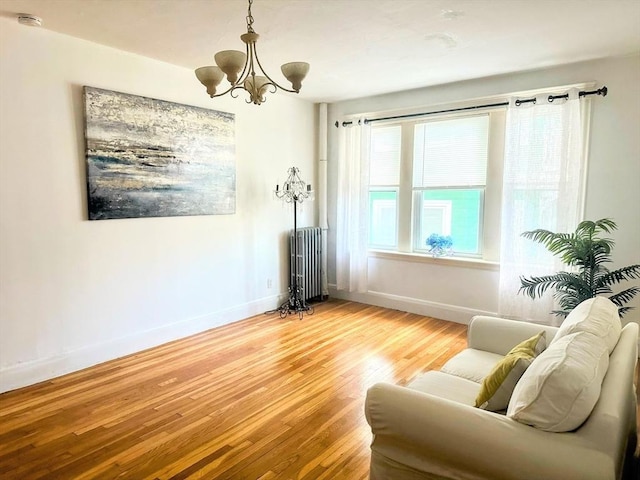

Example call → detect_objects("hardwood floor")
0 300 468 480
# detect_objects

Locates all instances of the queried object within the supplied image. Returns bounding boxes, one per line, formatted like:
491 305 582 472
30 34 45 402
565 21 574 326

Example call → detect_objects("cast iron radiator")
290 227 323 302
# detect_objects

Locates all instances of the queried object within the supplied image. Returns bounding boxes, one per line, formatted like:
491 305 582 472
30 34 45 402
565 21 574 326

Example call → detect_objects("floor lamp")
274 166 314 319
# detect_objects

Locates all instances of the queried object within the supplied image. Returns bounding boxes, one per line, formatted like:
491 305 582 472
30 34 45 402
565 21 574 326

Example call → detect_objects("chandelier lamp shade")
195 0 310 105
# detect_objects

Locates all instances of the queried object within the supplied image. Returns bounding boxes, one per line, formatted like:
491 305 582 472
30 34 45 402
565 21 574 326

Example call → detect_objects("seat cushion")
407 371 481 406
441 349 504 383
552 296 621 353
507 330 609 432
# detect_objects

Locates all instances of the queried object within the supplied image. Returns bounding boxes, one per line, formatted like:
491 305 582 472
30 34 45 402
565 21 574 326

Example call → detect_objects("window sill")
368 249 500 271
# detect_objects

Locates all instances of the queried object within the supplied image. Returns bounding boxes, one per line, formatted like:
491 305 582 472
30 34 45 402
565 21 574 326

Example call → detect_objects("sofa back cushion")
552 296 621 353
572 322 639 477
507 331 609 432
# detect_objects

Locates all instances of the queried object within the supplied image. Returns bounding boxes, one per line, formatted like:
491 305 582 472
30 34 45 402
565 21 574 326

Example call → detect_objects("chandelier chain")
246 0 255 33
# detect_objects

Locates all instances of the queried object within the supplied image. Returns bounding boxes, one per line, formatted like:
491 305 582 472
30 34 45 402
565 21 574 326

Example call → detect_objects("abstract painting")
83 87 235 220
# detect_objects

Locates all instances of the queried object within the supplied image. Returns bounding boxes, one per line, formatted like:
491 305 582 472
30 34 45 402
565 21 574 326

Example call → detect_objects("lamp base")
274 286 314 320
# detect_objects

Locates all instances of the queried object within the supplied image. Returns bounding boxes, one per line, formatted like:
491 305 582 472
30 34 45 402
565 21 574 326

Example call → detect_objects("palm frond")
587 263 610 279
608 287 640 307
520 230 579 260
551 272 592 297
563 239 611 267
593 218 618 234
574 220 596 240
588 247 613 264
575 218 617 237
592 284 613 296
617 306 634 318
519 272 590 300
554 290 590 315
520 228 558 245
519 274 559 299
595 265 640 288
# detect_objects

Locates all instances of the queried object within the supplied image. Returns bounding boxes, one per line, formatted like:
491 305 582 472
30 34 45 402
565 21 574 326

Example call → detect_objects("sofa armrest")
467 315 559 356
365 382 614 480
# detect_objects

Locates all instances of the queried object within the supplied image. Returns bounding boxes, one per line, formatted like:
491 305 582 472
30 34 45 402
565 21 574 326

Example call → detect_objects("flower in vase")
425 233 453 257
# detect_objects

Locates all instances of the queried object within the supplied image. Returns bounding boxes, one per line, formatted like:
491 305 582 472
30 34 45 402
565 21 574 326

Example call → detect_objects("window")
368 125 400 248
413 116 488 255
368 113 496 258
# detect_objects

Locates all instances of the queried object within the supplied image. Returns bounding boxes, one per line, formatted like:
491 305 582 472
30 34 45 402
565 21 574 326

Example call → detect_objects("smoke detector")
17 14 43 27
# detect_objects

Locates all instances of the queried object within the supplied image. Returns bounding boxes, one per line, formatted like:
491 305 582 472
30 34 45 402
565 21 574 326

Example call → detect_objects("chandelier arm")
242 43 260 103
246 42 257 77
259 83 278 95
252 44 299 93
205 84 245 99
233 42 252 87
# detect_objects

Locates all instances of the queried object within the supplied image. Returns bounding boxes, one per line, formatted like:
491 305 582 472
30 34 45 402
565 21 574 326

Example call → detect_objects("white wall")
327 55 640 326
0 21 316 392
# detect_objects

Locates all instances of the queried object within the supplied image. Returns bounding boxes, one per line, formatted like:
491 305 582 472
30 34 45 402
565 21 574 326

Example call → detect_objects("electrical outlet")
267 278 273 289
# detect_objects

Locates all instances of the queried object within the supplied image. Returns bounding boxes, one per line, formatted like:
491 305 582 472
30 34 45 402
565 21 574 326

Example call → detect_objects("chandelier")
195 0 310 105
275 167 313 203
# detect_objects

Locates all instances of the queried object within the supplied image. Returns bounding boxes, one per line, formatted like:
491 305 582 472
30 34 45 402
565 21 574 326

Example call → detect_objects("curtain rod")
334 86 608 128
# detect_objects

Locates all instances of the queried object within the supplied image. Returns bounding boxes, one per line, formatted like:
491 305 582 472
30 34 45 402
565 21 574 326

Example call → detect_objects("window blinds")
369 125 401 186
413 115 489 188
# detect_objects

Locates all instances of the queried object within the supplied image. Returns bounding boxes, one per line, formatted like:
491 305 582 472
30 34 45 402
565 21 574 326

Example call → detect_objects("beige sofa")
365 298 638 480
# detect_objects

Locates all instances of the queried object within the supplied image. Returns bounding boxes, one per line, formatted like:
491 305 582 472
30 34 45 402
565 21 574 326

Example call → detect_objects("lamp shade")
195 66 224 97
244 75 270 104
214 50 247 84
281 62 310 91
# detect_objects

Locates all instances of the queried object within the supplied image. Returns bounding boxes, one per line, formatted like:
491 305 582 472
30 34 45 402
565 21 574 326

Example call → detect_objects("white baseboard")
328 284 497 325
0 294 284 394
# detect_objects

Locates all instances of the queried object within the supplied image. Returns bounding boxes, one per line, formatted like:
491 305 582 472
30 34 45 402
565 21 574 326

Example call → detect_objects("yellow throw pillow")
475 331 546 411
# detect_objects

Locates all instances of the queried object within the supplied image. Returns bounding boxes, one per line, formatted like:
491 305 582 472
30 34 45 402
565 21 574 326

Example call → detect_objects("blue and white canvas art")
84 87 235 220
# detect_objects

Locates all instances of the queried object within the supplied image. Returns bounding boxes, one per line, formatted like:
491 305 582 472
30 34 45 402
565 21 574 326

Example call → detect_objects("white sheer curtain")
499 90 586 325
336 120 371 293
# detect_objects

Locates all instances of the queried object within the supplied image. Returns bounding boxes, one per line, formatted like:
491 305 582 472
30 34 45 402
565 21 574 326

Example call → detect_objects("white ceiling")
2 0 639 103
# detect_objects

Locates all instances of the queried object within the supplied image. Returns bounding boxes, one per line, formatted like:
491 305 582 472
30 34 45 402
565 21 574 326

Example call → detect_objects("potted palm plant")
519 218 640 318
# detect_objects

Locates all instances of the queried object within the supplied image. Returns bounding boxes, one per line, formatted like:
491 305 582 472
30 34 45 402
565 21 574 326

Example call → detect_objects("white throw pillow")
552 296 621 353
507 331 609 432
